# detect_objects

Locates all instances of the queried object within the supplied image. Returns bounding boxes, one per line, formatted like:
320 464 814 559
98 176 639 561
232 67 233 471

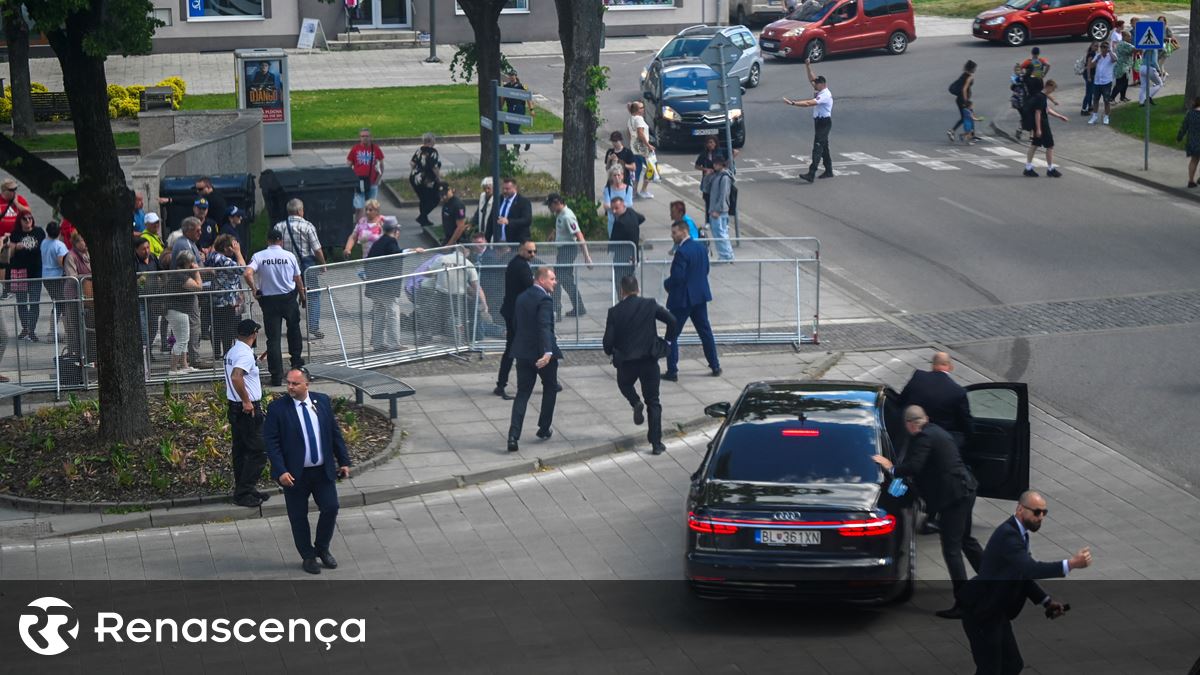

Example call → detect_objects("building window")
604 0 675 7
455 0 529 15
153 7 173 25
185 0 264 21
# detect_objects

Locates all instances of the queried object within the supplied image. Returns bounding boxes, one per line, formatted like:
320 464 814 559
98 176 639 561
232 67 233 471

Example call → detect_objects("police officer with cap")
244 229 306 387
224 318 271 507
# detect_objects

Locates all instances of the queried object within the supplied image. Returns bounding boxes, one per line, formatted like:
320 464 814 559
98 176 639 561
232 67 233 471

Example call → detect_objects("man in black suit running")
603 275 677 455
506 266 561 453
959 490 1093 674
494 240 536 400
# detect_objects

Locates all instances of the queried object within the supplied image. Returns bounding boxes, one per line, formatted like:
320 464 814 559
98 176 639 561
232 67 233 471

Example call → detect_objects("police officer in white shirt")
784 57 835 183
224 319 270 507
244 229 307 386
273 198 327 339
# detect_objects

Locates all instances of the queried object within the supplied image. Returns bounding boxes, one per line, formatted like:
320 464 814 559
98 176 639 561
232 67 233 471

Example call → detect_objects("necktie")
302 401 319 465
1023 532 1030 551
499 198 512 241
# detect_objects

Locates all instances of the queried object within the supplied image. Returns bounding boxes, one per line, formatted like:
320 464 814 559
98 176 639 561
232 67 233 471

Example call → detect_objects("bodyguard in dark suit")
263 367 352 575
873 405 983 618
487 177 533 244
958 491 1093 674
899 351 973 445
507 267 562 452
603 275 678 455
494 240 536 400
663 220 721 380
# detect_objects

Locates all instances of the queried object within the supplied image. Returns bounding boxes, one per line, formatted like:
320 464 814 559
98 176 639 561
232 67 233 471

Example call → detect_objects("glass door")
355 0 409 27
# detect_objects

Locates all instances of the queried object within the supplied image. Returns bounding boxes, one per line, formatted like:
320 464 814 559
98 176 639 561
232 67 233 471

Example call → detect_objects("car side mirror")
704 402 731 418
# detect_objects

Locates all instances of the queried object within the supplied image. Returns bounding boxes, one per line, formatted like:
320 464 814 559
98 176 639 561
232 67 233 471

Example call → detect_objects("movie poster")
244 60 284 123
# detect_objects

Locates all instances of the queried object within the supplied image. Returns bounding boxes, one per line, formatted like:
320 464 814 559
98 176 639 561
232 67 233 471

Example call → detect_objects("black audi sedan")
686 379 1031 603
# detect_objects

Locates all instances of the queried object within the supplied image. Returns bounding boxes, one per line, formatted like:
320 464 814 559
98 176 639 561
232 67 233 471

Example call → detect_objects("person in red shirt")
346 128 384 223
0 179 32 297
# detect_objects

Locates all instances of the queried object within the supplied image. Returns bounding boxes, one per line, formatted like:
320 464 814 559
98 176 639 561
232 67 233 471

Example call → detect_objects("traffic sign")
707 76 742 112
1134 20 1165 50
497 111 533 126
498 133 554 145
698 33 739 72
480 116 492 130
496 86 532 101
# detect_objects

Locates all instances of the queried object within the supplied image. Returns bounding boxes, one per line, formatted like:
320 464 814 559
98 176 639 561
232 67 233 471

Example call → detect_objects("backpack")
948 75 965 97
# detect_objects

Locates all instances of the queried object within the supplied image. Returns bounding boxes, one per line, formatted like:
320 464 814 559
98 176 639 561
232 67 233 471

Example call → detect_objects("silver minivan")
639 25 765 92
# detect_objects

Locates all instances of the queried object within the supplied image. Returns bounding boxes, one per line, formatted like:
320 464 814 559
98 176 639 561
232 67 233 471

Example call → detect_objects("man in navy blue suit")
958 490 1093 674
263 367 352 575
663 220 721 381
506 266 562 453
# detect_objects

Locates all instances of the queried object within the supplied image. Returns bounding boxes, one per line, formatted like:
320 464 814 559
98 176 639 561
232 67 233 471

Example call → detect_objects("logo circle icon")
18 597 79 656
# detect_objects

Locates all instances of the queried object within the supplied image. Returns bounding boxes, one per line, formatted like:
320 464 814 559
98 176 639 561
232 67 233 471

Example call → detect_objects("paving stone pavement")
4 347 1199 586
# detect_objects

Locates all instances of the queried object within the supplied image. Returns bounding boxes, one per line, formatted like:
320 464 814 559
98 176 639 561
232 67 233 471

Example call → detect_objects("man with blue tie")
663 220 721 381
486 177 532 244
263 367 352 575
506 266 561 453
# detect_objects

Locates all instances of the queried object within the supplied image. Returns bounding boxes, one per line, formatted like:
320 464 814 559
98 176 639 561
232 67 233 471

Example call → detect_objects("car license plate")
757 529 821 546
761 39 778 49
692 128 720 136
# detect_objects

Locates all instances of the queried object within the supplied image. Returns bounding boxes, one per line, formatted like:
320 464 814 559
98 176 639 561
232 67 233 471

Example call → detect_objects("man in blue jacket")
263 367 352 575
663 220 721 381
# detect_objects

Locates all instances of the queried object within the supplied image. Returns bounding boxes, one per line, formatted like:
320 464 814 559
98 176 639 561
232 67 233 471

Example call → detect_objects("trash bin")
259 167 357 251
159 174 257 250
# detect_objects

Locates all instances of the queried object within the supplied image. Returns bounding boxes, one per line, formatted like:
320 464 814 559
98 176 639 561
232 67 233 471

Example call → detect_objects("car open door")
964 383 1030 501
881 386 907 460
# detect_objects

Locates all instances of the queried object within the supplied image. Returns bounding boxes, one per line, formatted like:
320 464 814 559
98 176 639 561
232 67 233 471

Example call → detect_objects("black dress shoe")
662 371 678 382
254 491 272 503
799 172 815 183
493 385 512 400
316 549 338 569
651 443 666 455
234 495 263 508
935 606 963 620
302 558 321 575
818 171 835 179
310 330 325 340
507 440 519 453
711 367 722 377
555 383 563 392
565 307 586 318
536 428 553 440
633 402 645 426
918 520 941 535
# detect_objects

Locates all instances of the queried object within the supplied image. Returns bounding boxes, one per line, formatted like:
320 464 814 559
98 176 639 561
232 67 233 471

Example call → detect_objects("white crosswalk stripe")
868 163 909 173
889 150 929 160
967 159 1010 169
983 147 1025 157
842 152 881 162
917 160 958 171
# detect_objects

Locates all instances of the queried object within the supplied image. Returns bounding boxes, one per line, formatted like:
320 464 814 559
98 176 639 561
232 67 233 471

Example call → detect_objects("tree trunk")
2 3 37 139
458 1 507 170
555 0 604 203
44 12 151 444
1186 0 1200 112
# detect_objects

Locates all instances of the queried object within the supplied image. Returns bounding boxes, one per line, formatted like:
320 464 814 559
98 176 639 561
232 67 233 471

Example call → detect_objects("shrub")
0 77 188 123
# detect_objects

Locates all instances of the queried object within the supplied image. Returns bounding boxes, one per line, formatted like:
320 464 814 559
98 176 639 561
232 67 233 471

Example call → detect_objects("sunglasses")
1021 505 1049 517
524 248 537 255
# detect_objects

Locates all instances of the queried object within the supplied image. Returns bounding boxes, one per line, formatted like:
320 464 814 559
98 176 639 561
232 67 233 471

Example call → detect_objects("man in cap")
193 197 219 253
785 58 836 183
140 213 165 258
546 193 591 320
244 229 306 387
224 319 270 507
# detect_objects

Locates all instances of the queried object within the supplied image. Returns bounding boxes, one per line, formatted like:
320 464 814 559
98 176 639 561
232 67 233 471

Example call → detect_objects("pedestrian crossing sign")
1134 20 1165 50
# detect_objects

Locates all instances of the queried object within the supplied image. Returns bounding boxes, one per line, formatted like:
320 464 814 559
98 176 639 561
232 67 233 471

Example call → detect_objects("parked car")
640 24 764 92
972 0 1114 47
759 0 916 62
643 62 746 150
730 0 789 27
685 380 1031 602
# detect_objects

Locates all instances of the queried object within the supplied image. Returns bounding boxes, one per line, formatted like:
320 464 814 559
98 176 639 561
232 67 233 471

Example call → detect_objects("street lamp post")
424 0 441 63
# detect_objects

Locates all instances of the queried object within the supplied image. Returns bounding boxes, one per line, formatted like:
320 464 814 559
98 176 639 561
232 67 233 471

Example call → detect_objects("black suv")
643 62 746 150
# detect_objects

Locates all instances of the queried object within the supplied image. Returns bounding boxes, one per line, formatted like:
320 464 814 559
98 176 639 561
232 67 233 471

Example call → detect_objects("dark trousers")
496 316 516 389
962 614 1024 675
808 117 833 175
554 249 584 314
1113 74 1129 100
666 303 720 374
940 493 984 596
260 291 304 383
211 305 238 359
617 357 662 447
416 186 439 223
227 402 266 499
15 282 41 335
282 465 340 559
508 358 558 442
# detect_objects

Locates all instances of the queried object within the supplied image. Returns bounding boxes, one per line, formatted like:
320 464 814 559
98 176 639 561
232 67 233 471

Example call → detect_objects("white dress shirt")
294 396 323 467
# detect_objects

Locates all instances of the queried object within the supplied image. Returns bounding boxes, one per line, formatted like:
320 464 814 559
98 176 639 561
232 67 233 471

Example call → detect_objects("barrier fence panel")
0 276 86 394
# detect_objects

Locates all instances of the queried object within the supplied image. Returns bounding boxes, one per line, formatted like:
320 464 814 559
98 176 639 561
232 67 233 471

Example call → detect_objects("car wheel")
653 121 669 151
804 39 825 63
747 63 762 88
887 31 909 55
1004 24 1028 47
735 5 748 27
733 132 745 149
1088 18 1110 41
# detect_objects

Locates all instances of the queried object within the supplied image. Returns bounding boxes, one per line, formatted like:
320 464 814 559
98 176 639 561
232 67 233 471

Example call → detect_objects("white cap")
144 212 160 224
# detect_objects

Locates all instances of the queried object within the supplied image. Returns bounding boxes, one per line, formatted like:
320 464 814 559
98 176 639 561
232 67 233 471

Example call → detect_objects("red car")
759 0 916 63
972 0 1114 47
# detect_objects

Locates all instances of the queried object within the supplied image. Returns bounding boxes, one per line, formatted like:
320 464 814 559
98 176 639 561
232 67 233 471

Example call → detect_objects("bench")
140 86 174 112
0 382 34 417
305 364 415 419
30 91 72 121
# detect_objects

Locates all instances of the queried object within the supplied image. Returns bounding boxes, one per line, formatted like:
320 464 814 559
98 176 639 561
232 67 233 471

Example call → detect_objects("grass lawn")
1108 94 1191 149
182 85 563 141
911 0 1186 19
16 131 139 152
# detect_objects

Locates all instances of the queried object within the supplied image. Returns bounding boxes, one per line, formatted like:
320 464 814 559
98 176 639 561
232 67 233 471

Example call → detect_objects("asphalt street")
515 28 1200 495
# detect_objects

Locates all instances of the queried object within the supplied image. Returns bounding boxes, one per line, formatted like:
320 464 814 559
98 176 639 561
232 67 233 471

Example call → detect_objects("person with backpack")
707 156 736 263
1024 80 1069 178
947 61 979 144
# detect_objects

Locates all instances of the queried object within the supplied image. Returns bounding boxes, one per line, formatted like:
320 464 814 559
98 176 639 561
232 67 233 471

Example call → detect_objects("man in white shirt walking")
785 58 835 183
223 319 270 507
273 199 327 339
244 229 307 387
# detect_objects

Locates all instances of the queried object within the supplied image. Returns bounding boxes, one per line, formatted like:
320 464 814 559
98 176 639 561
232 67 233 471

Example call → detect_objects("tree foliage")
455 0 508 170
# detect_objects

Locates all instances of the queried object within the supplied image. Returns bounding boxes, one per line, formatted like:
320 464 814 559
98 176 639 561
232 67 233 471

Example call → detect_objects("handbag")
57 348 84 387
652 336 669 360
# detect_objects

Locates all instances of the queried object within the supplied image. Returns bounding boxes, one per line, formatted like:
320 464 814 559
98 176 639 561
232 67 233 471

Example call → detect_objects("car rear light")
689 576 726 582
688 512 739 535
782 429 819 437
836 515 896 537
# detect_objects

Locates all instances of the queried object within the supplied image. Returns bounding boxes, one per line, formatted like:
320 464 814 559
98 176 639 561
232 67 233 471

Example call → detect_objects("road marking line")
938 197 1004 224
889 150 929 159
918 160 959 171
842 152 881 162
983 147 1024 157
967 159 1009 169
665 175 700 187
868 163 908 173
655 163 681 175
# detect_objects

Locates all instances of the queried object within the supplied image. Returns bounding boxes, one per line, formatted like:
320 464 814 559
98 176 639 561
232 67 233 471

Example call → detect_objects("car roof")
731 380 882 422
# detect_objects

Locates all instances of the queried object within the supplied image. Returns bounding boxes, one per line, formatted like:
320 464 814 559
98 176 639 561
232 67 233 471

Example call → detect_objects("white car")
639 25 765 93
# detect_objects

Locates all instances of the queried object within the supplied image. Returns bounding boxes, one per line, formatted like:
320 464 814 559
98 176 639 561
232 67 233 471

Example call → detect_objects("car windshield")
662 68 716 98
710 398 881 484
660 36 712 59
1003 0 1030 8
788 0 837 22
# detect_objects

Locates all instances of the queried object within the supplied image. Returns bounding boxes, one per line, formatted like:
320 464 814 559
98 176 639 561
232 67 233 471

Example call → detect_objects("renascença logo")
18 597 80 656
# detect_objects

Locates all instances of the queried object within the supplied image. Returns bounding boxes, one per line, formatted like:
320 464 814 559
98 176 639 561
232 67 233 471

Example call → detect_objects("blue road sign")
1133 20 1165 50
